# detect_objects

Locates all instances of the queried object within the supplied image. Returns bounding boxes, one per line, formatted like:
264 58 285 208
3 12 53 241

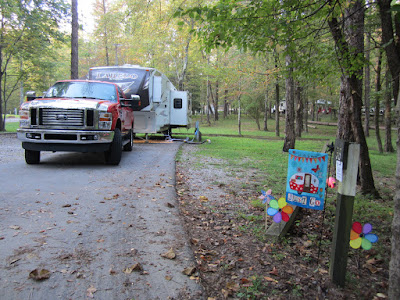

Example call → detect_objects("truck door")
170 91 189 126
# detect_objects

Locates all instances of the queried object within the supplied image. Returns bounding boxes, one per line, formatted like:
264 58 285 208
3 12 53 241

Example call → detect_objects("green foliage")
0 0 70 129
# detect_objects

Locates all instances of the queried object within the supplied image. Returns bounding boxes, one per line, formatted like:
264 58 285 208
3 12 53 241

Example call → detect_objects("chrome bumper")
17 129 114 144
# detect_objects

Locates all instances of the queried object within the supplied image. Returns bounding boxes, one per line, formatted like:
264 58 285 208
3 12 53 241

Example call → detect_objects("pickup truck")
17 80 136 165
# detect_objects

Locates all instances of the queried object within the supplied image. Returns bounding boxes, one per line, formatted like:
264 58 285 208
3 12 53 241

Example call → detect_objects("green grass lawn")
2 114 19 132
179 113 396 225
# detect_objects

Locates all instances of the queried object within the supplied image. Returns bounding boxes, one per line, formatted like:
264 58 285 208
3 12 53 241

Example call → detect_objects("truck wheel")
105 128 122 165
25 150 40 164
123 129 133 151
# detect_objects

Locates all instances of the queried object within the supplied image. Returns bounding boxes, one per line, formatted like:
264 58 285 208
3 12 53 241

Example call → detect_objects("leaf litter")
176 145 391 299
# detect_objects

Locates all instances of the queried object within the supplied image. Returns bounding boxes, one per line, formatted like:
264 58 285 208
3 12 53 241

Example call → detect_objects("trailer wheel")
123 129 133 151
25 150 40 164
105 128 122 165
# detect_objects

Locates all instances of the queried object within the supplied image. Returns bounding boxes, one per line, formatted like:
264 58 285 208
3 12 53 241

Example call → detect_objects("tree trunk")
102 0 109 66
328 0 378 196
274 50 280 137
224 88 228 118
238 95 242 136
295 84 303 138
215 80 219 121
364 33 371 137
263 85 268 131
389 91 400 300
375 49 384 153
304 91 309 133
71 0 79 79
378 0 400 106
385 68 394 152
206 77 211 126
337 77 354 141
283 54 295 152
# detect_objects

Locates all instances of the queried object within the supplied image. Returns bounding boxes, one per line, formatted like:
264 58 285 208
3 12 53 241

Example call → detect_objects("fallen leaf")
86 285 97 298
264 276 278 283
376 293 387 298
161 248 176 260
123 263 143 274
303 240 313 248
226 281 240 291
9 258 21 265
62 204 71 208
29 269 51 280
9 225 21 230
221 289 230 299
269 267 278 276
199 196 209 202
182 266 196 276
165 275 172 281
109 268 117 275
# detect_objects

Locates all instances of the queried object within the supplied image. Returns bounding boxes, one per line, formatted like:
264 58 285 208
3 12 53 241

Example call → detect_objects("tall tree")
283 54 295 151
71 0 79 79
328 0 378 196
0 0 68 131
377 0 400 105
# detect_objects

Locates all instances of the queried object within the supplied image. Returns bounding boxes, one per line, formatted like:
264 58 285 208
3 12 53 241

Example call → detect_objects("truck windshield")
45 82 117 102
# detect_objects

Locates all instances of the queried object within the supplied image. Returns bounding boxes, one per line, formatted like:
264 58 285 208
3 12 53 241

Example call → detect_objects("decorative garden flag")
286 149 328 210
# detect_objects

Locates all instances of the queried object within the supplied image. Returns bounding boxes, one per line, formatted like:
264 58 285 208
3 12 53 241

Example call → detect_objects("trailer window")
174 98 183 109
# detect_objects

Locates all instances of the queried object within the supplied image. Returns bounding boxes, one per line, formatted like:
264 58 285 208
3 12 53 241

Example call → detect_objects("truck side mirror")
131 94 141 110
26 91 36 101
131 95 140 101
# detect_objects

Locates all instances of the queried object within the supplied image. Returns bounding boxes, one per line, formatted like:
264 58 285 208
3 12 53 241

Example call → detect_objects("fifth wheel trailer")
88 65 191 135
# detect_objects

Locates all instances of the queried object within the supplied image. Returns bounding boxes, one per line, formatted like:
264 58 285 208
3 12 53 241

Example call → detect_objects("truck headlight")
19 109 30 128
99 112 112 130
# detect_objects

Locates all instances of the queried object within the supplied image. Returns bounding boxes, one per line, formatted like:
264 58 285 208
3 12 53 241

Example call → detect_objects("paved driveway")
0 134 203 299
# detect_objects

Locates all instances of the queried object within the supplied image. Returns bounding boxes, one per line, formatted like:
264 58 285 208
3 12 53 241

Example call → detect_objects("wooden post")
329 142 360 287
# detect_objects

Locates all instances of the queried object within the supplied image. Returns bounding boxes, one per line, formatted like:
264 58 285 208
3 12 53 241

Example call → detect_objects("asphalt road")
0 134 203 300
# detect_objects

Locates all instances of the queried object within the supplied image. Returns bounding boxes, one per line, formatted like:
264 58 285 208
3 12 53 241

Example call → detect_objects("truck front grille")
39 108 84 126
29 108 96 128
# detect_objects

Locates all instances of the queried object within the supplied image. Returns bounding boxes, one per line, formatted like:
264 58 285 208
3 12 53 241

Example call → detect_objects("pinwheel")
350 222 378 250
259 189 275 204
267 197 294 223
327 177 337 188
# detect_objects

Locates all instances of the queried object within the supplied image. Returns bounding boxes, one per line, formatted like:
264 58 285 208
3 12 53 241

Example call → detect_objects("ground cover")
175 115 395 299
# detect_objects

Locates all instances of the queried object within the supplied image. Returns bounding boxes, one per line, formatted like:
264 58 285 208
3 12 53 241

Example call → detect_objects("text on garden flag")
286 149 328 210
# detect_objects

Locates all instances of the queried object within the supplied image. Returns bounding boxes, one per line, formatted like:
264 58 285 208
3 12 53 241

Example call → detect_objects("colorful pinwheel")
267 197 294 223
259 189 275 204
350 222 378 250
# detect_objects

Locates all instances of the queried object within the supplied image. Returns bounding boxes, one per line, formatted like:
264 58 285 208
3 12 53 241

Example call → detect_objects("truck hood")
25 98 112 110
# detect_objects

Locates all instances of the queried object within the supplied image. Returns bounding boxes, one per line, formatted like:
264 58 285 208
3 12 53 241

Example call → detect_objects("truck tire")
25 150 40 164
123 129 133 151
105 128 122 165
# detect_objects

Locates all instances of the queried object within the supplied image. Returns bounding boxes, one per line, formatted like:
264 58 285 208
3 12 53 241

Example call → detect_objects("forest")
0 0 399 298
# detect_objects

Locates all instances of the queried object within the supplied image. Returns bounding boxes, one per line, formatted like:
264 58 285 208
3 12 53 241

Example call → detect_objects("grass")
184 114 395 251
3 114 19 132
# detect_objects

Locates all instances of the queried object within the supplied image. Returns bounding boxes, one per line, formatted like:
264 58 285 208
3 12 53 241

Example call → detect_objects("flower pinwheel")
267 197 294 223
259 189 275 204
350 222 378 250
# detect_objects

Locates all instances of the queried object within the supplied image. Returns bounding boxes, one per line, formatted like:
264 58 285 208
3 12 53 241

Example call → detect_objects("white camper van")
88 65 191 136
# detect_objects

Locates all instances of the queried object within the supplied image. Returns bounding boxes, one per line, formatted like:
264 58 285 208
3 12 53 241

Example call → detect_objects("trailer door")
303 174 312 193
170 91 189 126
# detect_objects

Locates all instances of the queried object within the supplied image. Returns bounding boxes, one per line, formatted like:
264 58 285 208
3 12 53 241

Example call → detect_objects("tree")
327 0 378 196
71 0 78 79
0 0 68 131
377 0 400 106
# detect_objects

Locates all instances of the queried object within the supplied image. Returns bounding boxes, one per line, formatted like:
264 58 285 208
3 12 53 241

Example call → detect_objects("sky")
78 0 96 34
